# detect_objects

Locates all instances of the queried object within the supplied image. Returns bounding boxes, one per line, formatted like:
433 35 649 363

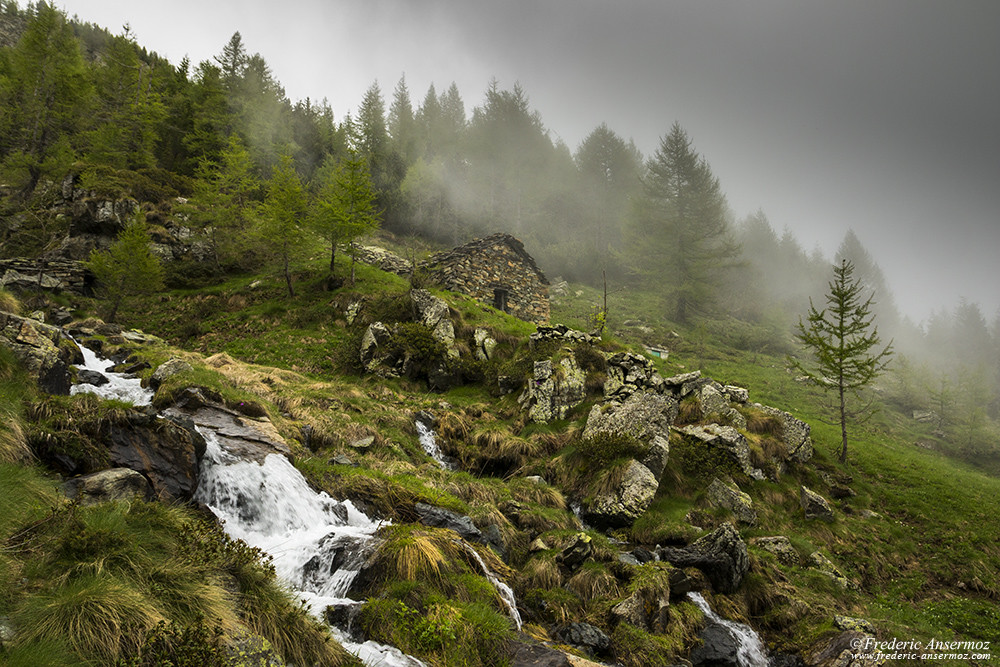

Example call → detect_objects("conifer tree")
792 259 894 463
312 151 381 284
86 213 164 323
258 153 307 297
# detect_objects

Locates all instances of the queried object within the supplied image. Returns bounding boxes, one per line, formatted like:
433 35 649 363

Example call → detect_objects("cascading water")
459 542 522 630
415 420 453 469
194 429 428 667
70 341 153 405
687 592 769 667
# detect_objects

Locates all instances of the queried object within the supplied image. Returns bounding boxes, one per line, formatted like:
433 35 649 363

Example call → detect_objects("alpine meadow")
1 3 999 667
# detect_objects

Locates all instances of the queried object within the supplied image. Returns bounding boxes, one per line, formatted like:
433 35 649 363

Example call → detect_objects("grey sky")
55 0 1000 323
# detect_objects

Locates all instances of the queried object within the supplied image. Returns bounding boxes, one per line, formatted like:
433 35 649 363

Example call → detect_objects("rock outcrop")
0 311 77 394
0 258 92 295
583 459 659 529
105 411 207 501
752 403 813 462
658 523 749 593
519 356 586 423
676 424 765 480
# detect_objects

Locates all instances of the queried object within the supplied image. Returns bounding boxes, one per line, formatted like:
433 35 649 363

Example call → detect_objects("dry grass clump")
507 477 567 510
520 555 564 590
742 407 785 436
0 288 21 314
566 562 621 602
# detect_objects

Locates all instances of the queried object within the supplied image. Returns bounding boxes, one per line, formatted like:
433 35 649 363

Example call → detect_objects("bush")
577 432 648 470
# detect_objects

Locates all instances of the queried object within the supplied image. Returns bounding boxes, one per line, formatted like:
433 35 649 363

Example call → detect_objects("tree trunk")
329 240 336 274
283 254 295 297
838 383 848 463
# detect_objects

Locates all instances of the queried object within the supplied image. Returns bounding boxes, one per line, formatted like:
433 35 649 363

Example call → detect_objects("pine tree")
86 213 164 323
792 259 894 463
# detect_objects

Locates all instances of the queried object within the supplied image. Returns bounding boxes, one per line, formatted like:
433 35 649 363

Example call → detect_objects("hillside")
1 238 998 667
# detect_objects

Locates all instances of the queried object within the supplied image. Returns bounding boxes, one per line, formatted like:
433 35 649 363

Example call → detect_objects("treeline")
1 3 998 463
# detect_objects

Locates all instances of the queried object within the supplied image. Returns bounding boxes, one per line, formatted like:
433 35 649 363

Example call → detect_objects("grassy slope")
5 246 999 664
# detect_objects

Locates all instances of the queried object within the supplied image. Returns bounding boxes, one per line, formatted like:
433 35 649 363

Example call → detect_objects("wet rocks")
413 502 482 543
658 523 749 594
106 412 207 501
691 623 742 667
553 622 611 656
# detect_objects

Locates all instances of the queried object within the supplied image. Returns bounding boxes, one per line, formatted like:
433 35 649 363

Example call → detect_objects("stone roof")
426 233 549 286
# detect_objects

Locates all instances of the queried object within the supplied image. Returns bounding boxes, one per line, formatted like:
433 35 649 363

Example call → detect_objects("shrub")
577 432 648 470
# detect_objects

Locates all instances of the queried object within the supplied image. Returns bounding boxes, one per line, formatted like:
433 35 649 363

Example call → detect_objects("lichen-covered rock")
410 289 456 350
556 533 592 571
520 355 586 423
473 328 497 360
752 403 813 462
62 468 155 505
583 391 678 442
699 382 729 416
800 486 834 522
723 385 750 403
150 357 193 389
676 424 765 480
661 370 706 397
359 322 393 372
750 536 799 566
584 460 658 528
706 478 757 525
0 311 76 394
834 616 876 634
809 551 856 590
658 522 749 593
806 631 884 667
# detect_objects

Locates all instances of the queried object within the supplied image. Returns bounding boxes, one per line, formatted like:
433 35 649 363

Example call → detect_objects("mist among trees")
1 2 998 468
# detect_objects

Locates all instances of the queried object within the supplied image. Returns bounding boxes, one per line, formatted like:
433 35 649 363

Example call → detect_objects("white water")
459 543 522 630
70 342 153 406
687 592 769 667
415 421 453 469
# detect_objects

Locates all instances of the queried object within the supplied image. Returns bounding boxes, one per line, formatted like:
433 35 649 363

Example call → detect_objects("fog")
56 0 1000 322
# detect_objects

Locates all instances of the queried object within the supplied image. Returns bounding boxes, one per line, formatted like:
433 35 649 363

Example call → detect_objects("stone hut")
424 233 549 324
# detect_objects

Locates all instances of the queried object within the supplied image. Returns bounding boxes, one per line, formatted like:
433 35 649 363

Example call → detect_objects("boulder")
583 391 678 443
359 322 393 372
473 328 497 361
699 382 729 416
750 536 799 566
0 312 74 394
641 435 671 480
556 533 593 571
150 357 193 389
609 585 670 633
509 642 606 667
690 623 741 667
706 478 757 525
723 385 749 404
661 370 706 397
519 356 586 423
410 289 456 351
658 523 749 593
751 403 813 462
76 369 109 386
106 412 207 501
584 459 658 528
800 486 834 522
413 502 482 542
808 551 856 590
164 389 291 463
62 468 155 505
553 622 611 655
675 424 765 480
834 616 876 634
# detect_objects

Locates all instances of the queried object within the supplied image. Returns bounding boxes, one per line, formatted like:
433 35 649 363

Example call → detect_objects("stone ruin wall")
428 237 550 324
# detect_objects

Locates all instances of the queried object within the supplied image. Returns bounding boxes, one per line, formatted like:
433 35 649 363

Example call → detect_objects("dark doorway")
493 287 509 313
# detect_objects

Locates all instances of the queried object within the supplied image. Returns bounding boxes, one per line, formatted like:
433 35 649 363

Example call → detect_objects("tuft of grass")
0 288 21 314
565 561 621 602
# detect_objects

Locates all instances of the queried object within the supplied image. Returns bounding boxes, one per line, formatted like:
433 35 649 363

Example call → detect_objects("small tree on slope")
86 213 164 323
792 259 894 463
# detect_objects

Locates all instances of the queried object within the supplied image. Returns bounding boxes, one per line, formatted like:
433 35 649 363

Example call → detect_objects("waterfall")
415 420 453 469
70 341 153 405
194 429 429 666
687 592 769 667
459 542 522 630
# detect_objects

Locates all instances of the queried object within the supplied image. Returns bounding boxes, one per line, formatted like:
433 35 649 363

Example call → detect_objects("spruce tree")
258 153 307 297
792 259 894 463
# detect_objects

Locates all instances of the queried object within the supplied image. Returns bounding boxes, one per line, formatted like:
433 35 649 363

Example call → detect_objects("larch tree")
792 259 894 463
626 122 739 322
86 212 164 323
311 151 381 284
258 153 307 297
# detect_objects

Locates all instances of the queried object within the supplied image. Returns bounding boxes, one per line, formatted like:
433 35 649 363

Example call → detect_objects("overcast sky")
55 0 1000 324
